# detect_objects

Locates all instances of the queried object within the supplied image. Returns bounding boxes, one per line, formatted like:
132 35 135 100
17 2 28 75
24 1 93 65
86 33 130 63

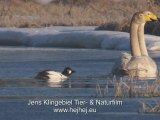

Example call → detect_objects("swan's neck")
130 22 141 57
138 23 148 56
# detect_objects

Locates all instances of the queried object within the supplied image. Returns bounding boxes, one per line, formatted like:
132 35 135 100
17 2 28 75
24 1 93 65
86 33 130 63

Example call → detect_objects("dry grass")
139 100 160 113
0 0 159 33
96 81 109 97
0 0 107 27
96 75 160 98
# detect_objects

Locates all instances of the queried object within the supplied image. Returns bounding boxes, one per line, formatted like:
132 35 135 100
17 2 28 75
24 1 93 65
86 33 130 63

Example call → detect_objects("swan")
111 11 158 79
35 67 75 82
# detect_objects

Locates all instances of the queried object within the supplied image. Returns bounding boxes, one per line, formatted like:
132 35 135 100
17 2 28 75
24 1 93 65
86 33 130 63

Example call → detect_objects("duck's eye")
139 14 143 17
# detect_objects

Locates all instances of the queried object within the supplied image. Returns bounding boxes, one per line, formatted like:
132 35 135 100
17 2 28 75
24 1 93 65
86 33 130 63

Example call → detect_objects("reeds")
0 0 160 36
139 100 160 113
96 81 109 98
96 75 160 98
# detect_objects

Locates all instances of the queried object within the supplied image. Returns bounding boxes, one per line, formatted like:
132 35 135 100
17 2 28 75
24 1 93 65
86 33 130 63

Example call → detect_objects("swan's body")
35 67 75 82
111 11 158 79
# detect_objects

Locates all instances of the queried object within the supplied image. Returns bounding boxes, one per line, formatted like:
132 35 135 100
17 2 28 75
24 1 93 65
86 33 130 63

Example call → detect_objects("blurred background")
0 0 160 35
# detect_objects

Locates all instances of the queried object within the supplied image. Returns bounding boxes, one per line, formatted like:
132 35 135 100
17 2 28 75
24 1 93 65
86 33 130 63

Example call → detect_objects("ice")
1 26 160 120
0 26 160 51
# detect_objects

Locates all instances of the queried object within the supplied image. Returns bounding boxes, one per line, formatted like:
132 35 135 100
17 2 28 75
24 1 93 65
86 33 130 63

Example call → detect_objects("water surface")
1 47 160 120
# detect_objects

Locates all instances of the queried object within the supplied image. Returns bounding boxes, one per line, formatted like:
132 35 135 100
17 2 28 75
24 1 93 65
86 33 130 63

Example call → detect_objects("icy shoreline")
0 26 160 51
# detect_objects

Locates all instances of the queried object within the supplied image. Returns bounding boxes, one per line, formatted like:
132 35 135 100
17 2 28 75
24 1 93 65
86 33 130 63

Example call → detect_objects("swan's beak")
144 14 158 22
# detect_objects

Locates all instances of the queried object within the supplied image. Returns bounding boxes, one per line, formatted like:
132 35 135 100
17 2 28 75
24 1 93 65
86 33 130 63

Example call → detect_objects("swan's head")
132 11 158 24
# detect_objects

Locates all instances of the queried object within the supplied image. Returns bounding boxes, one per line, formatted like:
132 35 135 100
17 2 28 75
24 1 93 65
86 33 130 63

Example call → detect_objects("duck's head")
132 11 158 24
62 67 75 76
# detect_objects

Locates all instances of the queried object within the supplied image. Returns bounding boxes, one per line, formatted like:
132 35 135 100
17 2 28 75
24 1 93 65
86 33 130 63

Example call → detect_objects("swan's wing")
120 52 132 68
111 52 132 75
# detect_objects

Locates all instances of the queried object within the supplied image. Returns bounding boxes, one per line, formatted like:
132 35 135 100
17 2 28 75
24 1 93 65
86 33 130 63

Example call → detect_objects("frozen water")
0 26 160 51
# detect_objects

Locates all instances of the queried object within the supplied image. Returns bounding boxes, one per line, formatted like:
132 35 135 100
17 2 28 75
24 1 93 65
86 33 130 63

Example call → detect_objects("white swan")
111 11 158 79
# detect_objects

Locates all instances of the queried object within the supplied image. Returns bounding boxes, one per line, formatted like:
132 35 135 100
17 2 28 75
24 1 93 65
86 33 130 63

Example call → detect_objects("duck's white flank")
44 71 68 82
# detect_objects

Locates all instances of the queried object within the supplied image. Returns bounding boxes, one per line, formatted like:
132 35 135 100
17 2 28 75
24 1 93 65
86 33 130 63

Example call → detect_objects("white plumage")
35 67 75 82
45 71 68 82
111 11 158 79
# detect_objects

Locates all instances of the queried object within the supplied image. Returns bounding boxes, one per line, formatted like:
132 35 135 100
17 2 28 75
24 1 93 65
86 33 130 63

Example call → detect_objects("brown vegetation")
139 100 160 113
96 75 160 98
0 0 160 35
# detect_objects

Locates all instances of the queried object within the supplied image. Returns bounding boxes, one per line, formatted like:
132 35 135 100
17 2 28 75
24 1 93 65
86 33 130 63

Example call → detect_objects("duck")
35 67 75 82
111 11 159 79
